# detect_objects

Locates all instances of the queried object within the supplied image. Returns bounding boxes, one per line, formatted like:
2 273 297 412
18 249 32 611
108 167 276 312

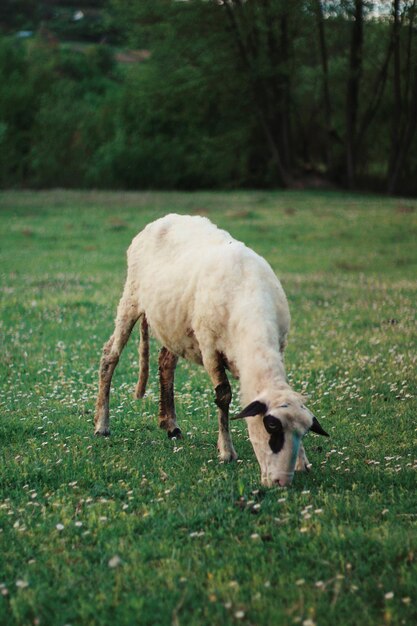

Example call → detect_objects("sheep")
94 214 329 487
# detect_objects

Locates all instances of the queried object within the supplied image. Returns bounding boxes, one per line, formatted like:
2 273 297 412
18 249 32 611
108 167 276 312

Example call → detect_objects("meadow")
0 190 416 626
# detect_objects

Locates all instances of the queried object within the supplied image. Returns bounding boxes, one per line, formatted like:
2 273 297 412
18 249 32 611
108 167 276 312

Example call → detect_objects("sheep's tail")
134 315 149 399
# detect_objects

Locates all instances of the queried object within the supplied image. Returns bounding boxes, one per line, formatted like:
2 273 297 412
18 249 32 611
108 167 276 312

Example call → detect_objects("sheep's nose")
275 475 293 487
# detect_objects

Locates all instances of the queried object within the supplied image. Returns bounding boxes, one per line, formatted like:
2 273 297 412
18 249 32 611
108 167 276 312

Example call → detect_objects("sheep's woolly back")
126 214 291 403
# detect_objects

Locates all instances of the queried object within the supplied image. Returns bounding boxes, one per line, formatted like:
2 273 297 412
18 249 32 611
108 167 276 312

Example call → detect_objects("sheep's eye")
263 415 285 453
263 415 283 434
279 403 289 408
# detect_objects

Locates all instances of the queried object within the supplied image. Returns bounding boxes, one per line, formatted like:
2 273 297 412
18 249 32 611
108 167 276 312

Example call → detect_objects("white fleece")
126 213 290 404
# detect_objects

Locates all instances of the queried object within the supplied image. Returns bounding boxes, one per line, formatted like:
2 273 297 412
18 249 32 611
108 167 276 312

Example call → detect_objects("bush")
0 36 118 189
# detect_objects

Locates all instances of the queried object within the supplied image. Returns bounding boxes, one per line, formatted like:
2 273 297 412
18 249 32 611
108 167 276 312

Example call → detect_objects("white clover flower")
108 555 122 568
16 580 29 589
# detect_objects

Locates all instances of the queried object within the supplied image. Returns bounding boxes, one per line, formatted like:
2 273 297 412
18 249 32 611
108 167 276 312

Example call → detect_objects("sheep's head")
232 395 328 487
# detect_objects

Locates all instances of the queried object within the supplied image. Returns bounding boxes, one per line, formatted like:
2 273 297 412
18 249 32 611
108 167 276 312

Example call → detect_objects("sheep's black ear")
310 416 329 437
232 401 267 420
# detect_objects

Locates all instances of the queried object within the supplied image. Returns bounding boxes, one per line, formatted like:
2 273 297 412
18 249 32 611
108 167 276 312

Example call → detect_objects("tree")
387 0 417 193
1 0 417 192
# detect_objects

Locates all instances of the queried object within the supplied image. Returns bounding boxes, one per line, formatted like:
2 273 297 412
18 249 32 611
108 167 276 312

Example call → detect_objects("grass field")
0 190 416 626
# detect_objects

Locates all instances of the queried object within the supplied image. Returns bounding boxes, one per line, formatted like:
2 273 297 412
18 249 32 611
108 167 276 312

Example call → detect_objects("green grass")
0 190 416 626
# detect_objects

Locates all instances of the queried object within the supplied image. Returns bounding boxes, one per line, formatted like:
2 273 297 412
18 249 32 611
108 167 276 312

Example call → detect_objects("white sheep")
94 214 328 486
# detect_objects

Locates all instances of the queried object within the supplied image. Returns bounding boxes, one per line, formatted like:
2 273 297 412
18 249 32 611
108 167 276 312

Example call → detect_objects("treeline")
0 0 416 194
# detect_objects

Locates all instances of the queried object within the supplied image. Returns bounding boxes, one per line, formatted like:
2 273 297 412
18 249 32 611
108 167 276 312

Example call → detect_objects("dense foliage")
0 1 416 193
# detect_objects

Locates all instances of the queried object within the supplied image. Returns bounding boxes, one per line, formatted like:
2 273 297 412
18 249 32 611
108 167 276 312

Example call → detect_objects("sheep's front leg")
295 442 311 472
215 375 237 462
158 347 181 439
203 354 237 462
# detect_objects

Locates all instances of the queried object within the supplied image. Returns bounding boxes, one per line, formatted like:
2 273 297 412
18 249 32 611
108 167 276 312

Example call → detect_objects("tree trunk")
223 0 293 186
345 0 363 189
387 0 417 193
314 0 332 168
279 10 292 170
387 49 417 192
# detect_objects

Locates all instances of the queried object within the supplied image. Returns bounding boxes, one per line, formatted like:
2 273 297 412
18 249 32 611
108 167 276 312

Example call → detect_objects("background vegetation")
1 1 417 194
0 190 416 625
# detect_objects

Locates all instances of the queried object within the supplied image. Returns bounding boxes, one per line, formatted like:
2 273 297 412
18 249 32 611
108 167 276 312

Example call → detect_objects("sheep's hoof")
219 449 238 462
295 460 311 472
95 429 111 437
133 386 145 400
168 428 182 440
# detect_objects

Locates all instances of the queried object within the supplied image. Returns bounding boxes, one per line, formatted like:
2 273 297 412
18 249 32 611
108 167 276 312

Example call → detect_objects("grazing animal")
95 214 329 486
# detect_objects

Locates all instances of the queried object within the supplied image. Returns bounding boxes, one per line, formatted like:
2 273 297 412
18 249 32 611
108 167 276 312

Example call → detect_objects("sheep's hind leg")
158 347 181 439
134 316 149 399
204 353 237 462
94 293 138 436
